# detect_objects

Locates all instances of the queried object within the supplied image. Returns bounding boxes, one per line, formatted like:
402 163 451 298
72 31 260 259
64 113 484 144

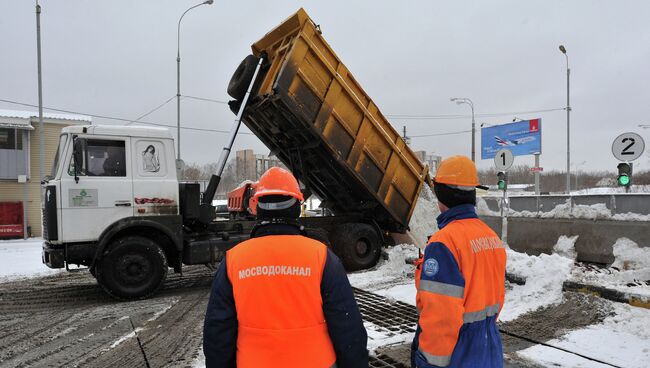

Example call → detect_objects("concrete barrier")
481 216 650 264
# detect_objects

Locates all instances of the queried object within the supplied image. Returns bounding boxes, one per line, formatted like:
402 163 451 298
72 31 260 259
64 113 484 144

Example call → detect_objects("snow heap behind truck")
41 8 429 300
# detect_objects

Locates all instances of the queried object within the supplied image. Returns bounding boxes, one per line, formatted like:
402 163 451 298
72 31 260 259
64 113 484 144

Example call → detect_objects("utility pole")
402 125 411 146
559 45 571 193
36 1 44 182
176 0 213 161
450 97 475 162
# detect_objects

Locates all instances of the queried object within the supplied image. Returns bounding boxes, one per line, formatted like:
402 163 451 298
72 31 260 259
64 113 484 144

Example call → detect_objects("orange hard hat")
253 167 304 202
434 155 484 189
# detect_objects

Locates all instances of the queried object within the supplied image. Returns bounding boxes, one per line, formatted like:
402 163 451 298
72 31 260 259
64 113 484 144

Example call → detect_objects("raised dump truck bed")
229 8 428 233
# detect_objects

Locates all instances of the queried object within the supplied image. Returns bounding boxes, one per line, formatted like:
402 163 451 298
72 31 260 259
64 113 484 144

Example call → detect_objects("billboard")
481 119 541 159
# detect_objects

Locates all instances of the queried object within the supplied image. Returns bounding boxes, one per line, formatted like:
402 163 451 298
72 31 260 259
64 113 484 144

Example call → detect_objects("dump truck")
40 8 428 300
225 7 430 250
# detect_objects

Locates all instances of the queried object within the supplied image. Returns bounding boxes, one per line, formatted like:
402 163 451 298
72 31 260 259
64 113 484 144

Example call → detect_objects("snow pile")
611 238 650 271
571 238 650 298
500 239 575 322
407 185 439 249
518 302 650 368
348 244 418 291
537 200 611 220
553 235 579 260
0 238 61 282
479 196 650 221
611 212 650 221
573 184 650 195
476 197 500 217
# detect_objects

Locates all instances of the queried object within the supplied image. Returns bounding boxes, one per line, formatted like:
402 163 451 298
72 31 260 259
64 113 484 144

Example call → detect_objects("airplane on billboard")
495 135 536 146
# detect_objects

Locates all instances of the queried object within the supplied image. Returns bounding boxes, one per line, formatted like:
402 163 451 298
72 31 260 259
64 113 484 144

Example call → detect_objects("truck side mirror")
72 137 83 183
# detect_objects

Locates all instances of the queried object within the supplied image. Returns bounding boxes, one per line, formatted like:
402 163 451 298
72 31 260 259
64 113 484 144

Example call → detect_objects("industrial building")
0 109 90 237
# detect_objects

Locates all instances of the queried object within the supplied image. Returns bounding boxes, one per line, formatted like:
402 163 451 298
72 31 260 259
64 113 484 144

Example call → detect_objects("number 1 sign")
494 149 514 171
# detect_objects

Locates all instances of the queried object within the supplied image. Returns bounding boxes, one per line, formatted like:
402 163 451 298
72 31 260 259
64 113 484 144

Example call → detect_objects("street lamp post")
176 0 213 161
450 97 476 162
559 45 571 193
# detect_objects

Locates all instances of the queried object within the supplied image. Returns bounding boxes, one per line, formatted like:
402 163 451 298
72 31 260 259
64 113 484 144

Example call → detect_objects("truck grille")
42 185 58 241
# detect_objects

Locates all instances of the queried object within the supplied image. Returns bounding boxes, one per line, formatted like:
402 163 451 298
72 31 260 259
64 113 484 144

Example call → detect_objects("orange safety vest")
415 215 506 367
226 234 337 368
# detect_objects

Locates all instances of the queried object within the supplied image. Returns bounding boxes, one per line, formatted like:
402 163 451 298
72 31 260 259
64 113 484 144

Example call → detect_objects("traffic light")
617 163 632 187
497 171 507 190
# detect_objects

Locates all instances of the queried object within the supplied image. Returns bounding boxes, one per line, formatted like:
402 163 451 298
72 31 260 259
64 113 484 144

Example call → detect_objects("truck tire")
227 55 259 101
331 223 381 271
304 227 331 247
96 236 168 300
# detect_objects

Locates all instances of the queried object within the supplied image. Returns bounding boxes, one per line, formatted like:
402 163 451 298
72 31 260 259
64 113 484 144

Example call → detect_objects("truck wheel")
228 55 259 101
96 236 168 300
304 227 331 247
331 223 382 271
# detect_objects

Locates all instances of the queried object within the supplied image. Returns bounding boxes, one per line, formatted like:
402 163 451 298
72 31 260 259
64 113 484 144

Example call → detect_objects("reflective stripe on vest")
418 348 452 367
463 303 500 323
227 235 336 368
418 279 465 299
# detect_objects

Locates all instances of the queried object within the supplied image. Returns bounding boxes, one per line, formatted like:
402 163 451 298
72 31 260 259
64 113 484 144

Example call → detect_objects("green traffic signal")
617 163 632 187
497 171 507 190
618 174 630 186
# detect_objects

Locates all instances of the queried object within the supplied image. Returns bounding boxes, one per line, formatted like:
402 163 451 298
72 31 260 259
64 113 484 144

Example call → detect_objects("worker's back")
415 204 506 368
226 234 336 367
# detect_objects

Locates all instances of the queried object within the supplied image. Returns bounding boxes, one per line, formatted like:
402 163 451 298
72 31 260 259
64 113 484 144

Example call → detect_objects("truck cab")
42 125 184 299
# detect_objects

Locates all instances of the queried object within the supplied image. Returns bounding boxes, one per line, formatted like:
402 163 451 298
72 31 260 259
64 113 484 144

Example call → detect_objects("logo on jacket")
423 258 439 277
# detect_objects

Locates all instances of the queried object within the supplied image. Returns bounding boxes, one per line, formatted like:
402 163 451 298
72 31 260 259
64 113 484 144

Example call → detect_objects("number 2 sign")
612 133 645 161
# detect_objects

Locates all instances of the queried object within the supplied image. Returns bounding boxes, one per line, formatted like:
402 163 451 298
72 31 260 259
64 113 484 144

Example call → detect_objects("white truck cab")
43 125 187 299
47 125 178 243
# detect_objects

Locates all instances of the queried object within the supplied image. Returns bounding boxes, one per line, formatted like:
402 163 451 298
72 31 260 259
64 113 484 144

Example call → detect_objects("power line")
178 94 565 119
410 129 471 138
126 95 176 125
0 98 254 135
0 97 560 139
182 95 229 104
386 107 565 120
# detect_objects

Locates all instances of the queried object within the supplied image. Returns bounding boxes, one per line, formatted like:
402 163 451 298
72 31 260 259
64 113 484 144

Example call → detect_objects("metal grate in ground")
353 287 418 334
369 353 409 368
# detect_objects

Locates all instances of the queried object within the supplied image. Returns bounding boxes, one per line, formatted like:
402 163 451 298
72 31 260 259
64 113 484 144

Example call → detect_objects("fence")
481 194 650 217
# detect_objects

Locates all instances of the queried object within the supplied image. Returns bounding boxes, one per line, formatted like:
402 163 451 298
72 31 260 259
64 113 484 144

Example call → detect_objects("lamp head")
204 0 214 4
559 45 567 54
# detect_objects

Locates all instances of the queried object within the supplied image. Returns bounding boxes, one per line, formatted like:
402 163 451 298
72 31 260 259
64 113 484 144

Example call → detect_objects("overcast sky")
2 0 649 172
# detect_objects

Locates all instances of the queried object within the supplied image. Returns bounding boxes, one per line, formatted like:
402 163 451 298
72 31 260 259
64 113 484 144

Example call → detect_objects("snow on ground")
517 302 650 368
0 238 61 282
190 232 650 365
373 283 416 306
192 349 205 368
500 238 575 322
365 321 414 352
348 244 418 292
571 238 650 298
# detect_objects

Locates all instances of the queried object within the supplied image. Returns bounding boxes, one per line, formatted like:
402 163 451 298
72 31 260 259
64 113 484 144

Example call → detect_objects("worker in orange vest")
203 167 368 368
412 156 506 368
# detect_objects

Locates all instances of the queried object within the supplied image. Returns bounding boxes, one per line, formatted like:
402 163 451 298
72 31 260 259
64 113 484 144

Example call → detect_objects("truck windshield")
50 134 68 179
